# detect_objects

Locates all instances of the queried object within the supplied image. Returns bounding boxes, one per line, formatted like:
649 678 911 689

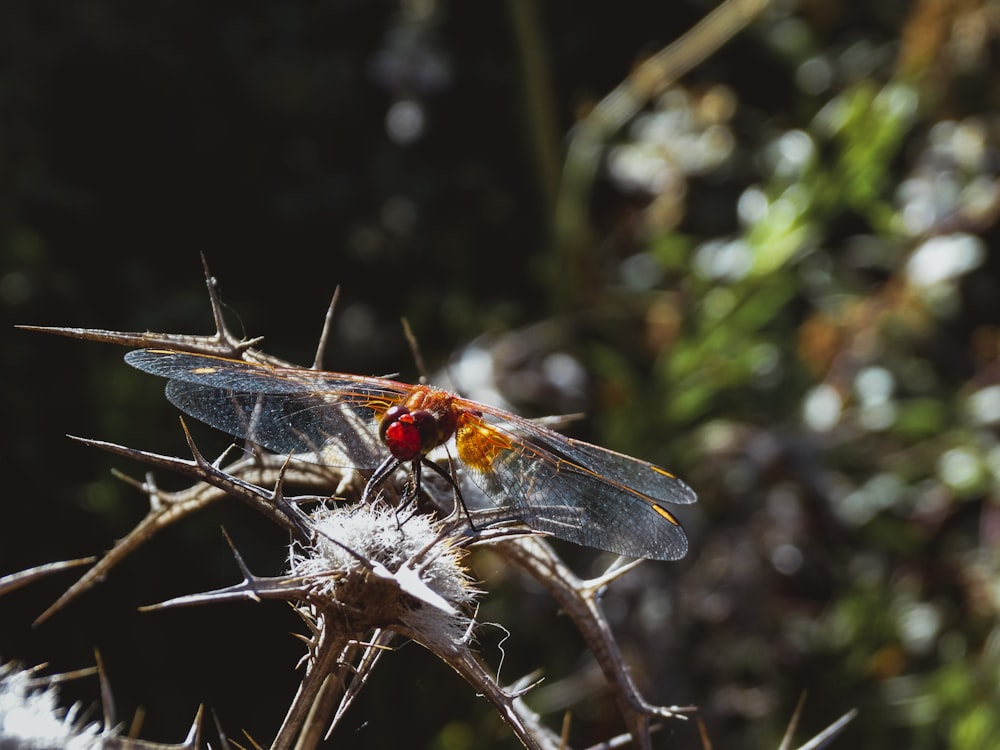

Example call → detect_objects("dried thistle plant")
10 261 856 749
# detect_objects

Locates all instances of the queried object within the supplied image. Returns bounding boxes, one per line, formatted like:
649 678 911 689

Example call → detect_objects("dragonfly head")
380 405 440 460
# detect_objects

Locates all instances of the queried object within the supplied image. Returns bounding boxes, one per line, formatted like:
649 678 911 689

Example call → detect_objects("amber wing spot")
651 504 681 526
455 418 513 473
650 465 679 479
358 397 394 419
191 367 218 375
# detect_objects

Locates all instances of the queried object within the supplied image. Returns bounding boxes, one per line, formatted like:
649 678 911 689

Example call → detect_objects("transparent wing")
125 348 696 560
453 408 695 560
125 349 407 468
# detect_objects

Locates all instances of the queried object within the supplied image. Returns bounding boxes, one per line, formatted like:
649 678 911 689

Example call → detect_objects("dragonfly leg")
393 459 425 528
361 455 403 505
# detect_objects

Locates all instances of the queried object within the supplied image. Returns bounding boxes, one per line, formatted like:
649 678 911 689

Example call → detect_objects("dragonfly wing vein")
456 421 689 560
164 380 385 469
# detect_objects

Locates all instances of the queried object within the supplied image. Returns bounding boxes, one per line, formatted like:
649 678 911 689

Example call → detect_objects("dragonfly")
124 348 696 560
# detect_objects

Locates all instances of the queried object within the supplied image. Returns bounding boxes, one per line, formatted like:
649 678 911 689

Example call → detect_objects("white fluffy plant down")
289 503 479 644
0 663 105 750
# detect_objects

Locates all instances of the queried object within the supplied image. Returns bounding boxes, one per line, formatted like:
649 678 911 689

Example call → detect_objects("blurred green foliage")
3 1 1000 749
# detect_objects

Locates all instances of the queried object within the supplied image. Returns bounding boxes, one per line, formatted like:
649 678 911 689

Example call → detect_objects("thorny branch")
6 259 856 749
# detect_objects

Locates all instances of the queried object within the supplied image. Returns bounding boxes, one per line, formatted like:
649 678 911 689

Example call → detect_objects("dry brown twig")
14 260 693 749
10 258 858 749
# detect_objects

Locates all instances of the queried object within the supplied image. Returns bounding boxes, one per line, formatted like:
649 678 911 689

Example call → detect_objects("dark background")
3 1 1000 748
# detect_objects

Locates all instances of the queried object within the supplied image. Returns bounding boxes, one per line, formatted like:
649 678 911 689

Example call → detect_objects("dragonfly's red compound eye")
379 405 410 443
